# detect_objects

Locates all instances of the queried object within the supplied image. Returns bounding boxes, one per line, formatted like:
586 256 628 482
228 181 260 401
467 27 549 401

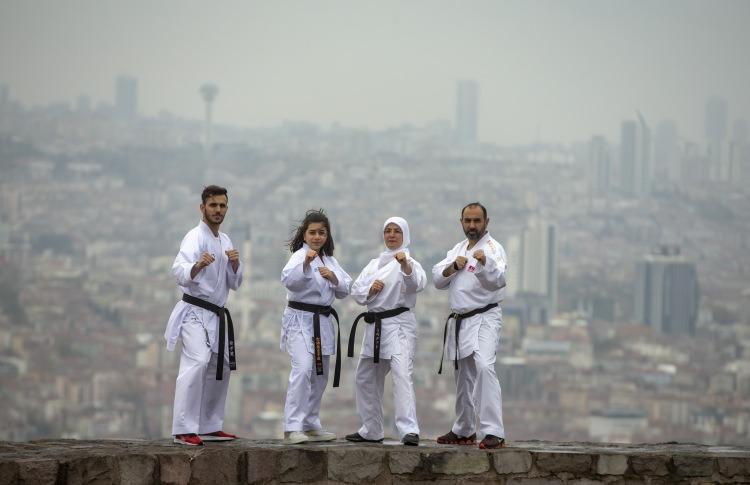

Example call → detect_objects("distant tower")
732 119 749 145
115 75 138 120
620 112 651 198
705 97 728 143
520 218 557 319
0 83 8 108
705 97 729 181
588 135 610 199
730 119 750 185
620 121 636 196
455 80 478 145
238 223 253 339
200 83 219 155
634 245 699 335
653 120 679 183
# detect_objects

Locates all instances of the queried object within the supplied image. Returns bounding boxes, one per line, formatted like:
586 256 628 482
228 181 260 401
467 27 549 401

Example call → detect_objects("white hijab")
377 216 410 268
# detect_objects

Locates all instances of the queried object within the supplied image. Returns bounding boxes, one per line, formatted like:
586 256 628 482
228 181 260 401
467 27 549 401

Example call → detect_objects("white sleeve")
350 261 378 305
172 231 202 287
281 256 312 292
227 261 243 290
225 236 243 290
331 259 352 299
403 258 427 293
474 248 507 291
432 247 459 290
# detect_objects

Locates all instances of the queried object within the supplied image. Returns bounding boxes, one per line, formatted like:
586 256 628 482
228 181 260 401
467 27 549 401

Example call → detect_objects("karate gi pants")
355 351 420 440
451 319 505 439
283 330 329 432
171 315 231 435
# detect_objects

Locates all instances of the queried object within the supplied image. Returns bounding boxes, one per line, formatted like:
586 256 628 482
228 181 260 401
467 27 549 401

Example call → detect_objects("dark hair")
201 185 228 204
288 209 335 256
461 202 487 220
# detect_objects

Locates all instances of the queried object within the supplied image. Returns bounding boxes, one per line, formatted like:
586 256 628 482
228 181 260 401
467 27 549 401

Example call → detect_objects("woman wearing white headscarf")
346 217 426 445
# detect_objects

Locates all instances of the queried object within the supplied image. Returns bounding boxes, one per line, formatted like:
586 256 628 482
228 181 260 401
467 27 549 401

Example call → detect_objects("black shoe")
479 434 505 449
345 432 383 443
401 433 419 446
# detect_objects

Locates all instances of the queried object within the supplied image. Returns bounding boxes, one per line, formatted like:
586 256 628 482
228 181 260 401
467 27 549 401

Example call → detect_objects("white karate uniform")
432 232 507 439
350 218 426 440
281 244 351 432
165 220 243 435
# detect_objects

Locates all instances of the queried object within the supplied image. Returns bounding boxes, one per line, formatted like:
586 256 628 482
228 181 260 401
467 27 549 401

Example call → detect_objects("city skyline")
1 0 749 145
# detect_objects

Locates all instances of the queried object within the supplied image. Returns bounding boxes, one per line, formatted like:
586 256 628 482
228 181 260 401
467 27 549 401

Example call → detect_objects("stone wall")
1 439 749 484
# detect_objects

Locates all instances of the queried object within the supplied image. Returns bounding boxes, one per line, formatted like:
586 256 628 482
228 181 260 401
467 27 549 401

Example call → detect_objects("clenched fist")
318 266 339 285
369 279 385 298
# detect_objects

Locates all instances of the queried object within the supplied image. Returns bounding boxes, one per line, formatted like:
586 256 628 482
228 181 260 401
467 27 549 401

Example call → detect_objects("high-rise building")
76 95 91 113
620 112 651 198
455 80 478 145
228 222 252 340
508 218 557 324
705 97 730 182
200 83 219 155
0 83 8 108
705 97 728 142
620 121 636 195
634 245 699 336
588 135 610 198
115 75 138 120
731 119 750 184
653 120 680 183
733 119 749 145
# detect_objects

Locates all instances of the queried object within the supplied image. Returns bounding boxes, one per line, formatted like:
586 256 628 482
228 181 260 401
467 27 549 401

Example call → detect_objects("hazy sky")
1 0 749 145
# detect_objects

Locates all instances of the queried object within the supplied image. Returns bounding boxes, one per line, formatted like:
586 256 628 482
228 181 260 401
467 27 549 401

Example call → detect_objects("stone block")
630 454 670 476
534 451 593 475
328 448 386 483
245 449 281 484
717 456 750 478
64 455 117 485
389 450 422 475
506 478 570 485
280 448 327 483
392 478 457 485
118 454 156 485
596 454 628 475
189 449 240 485
427 450 490 475
17 458 59 485
672 454 714 477
493 450 532 474
0 461 19 485
157 453 191 485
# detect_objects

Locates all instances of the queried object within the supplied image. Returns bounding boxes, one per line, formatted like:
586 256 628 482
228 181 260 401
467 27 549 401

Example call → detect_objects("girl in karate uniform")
280 209 352 444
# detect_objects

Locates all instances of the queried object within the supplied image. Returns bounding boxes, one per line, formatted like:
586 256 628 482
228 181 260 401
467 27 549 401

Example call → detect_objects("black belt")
287 301 342 388
182 293 236 380
347 307 410 363
438 302 498 374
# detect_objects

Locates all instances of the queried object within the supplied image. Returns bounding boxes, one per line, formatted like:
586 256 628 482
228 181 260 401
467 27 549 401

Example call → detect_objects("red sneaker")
199 431 238 441
173 434 204 446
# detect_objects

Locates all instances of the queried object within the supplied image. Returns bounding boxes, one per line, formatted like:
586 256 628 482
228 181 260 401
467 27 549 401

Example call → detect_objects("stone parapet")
1 439 749 484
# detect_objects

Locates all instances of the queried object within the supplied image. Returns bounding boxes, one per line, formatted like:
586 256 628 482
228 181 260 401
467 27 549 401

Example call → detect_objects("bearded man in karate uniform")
164 185 243 446
432 202 507 449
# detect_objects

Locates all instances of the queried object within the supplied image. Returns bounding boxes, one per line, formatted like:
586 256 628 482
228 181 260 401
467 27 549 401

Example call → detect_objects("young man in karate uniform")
165 185 243 446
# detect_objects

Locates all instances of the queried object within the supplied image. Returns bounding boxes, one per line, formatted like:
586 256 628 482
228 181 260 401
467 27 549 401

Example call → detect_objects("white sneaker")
283 431 310 444
304 429 336 442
